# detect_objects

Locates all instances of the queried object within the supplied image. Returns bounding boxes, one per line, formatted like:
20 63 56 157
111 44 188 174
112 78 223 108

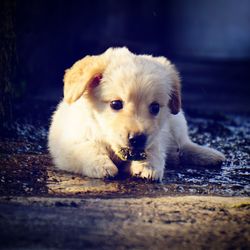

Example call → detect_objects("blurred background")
1 0 250 126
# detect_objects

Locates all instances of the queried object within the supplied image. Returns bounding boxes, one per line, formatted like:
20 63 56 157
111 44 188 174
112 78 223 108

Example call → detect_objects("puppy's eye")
149 102 160 115
110 100 123 110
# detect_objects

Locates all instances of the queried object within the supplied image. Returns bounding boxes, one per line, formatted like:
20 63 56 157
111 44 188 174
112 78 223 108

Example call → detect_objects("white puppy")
48 47 225 181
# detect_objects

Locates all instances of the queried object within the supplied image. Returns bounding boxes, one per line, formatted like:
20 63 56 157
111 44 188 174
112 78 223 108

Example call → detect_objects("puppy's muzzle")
128 133 147 150
116 133 148 161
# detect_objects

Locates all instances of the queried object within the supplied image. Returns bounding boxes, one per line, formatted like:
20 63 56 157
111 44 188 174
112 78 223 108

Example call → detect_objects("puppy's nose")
128 133 147 149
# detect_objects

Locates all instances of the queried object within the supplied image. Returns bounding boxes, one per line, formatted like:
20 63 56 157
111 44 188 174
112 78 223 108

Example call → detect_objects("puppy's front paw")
130 162 163 181
90 157 118 178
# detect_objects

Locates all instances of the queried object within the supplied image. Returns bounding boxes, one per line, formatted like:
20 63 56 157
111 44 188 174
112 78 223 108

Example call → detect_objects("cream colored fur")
48 47 225 181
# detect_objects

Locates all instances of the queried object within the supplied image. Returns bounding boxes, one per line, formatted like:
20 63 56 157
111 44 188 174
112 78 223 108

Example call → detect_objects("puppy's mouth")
116 147 147 161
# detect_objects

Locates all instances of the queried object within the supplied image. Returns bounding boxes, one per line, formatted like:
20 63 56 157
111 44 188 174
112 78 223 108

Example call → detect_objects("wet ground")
0 100 250 249
0 100 249 198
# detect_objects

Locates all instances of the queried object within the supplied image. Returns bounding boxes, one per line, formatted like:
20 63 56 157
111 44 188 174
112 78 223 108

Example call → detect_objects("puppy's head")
64 47 181 159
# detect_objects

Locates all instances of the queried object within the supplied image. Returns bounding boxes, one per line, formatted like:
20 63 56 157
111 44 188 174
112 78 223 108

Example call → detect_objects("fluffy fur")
48 47 225 181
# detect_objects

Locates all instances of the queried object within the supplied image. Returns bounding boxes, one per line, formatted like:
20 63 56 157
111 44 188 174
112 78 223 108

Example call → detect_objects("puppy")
48 47 225 181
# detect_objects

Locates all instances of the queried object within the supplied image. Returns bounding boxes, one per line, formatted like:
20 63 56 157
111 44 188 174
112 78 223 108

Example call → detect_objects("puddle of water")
0 101 249 197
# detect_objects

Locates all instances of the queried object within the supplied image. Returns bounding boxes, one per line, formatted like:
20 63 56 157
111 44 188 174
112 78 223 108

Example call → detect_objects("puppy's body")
48 48 225 181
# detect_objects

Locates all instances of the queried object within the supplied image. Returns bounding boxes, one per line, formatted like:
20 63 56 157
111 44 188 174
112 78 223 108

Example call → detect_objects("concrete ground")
0 196 250 250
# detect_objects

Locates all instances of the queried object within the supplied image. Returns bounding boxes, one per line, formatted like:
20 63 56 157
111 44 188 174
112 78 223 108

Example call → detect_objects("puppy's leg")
170 112 225 166
54 141 118 178
180 142 225 166
129 145 165 181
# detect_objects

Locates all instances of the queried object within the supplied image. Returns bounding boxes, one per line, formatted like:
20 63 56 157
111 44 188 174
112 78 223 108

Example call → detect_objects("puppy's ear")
63 55 107 103
142 55 181 115
168 64 181 115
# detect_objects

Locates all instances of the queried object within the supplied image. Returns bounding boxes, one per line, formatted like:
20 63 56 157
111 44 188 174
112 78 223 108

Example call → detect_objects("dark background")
1 0 250 124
